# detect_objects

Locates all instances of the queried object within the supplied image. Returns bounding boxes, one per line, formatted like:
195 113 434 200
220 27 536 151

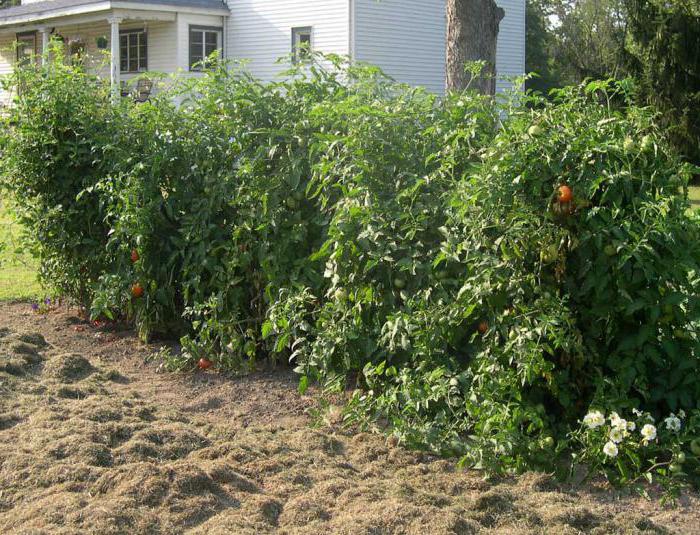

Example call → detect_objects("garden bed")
0 301 698 534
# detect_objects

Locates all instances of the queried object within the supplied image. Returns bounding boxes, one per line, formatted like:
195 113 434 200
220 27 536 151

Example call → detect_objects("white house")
0 0 525 104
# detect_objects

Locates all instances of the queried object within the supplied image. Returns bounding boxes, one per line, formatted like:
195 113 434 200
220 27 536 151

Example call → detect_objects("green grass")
688 185 700 207
0 197 42 301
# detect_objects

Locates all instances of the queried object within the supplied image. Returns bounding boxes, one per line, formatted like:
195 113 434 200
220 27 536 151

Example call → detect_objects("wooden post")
108 15 122 100
38 26 50 64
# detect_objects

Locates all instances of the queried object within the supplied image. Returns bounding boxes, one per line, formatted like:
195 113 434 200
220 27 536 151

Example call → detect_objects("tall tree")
551 0 628 81
525 0 560 94
624 0 700 165
446 0 505 94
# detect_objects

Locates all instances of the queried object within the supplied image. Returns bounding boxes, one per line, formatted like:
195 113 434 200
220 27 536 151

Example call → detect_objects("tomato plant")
4 49 700 488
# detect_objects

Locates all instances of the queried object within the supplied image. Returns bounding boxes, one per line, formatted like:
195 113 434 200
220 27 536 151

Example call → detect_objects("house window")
119 30 147 73
291 27 312 63
189 26 222 71
16 32 37 66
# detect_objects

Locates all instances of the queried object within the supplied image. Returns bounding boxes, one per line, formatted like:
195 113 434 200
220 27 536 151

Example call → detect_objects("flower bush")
571 408 699 497
1 45 699 491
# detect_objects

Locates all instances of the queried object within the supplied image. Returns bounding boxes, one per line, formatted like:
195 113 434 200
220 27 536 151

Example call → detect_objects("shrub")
571 408 699 497
0 43 121 308
270 80 700 482
1 49 699 490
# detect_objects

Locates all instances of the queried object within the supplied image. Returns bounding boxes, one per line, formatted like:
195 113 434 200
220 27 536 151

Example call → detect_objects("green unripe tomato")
674 328 690 340
623 137 636 152
286 197 298 210
603 244 616 257
541 245 558 264
669 462 683 474
541 436 555 448
393 277 406 290
293 191 304 201
676 452 686 464
528 125 543 137
690 439 700 456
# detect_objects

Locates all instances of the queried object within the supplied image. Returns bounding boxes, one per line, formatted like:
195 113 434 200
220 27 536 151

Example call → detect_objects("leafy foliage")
0 49 118 307
525 0 629 93
1 46 699 487
624 0 700 166
526 0 700 168
570 408 700 497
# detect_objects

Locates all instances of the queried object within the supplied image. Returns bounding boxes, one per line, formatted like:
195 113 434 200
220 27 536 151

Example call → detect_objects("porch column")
108 16 122 98
38 26 50 63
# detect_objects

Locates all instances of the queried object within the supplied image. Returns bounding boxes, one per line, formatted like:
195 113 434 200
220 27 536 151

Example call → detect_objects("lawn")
0 197 42 301
689 184 700 211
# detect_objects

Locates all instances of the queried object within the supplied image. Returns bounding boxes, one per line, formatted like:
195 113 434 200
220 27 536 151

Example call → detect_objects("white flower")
609 427 626 444
603 441 619 458
609 412 624 428
627 421 636 432
641 424 657 443
632 408 643 417
664 415 681 433
678 409 686 419
583 410 606 429
614 419 628 431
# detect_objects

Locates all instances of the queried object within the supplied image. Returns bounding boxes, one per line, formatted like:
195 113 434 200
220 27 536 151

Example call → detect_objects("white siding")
50 20 178 79
495 0 525 93
225 0 349 82
1 1 526 101
353 0 525 95
353 0 445 94
0 33 14 106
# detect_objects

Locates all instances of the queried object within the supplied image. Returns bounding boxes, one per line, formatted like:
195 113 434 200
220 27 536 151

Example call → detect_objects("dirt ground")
1 302 699 535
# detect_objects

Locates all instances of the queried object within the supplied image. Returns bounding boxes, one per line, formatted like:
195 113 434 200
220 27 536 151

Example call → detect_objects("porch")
0 1 229 103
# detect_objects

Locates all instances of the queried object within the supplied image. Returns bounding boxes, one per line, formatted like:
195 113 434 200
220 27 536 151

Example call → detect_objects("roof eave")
0 1 229 29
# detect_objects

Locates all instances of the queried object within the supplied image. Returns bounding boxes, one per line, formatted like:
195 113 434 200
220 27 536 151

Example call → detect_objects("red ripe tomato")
131 283 144 298
131 249 140 263
198 358 213 370
477 321 489 335
557 185 573 204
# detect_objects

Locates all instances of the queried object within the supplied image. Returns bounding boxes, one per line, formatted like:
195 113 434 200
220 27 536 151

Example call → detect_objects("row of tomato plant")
1 44 699 494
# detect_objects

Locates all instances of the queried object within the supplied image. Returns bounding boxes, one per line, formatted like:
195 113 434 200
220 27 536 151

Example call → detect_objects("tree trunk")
446 0 505 94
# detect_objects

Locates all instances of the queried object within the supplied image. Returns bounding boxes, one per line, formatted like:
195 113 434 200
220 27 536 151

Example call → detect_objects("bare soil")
1 302 699 535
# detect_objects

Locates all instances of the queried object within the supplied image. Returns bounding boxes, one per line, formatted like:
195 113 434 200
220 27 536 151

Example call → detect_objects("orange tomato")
131 283 144 298
557 185 573 203
198 358 213 370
